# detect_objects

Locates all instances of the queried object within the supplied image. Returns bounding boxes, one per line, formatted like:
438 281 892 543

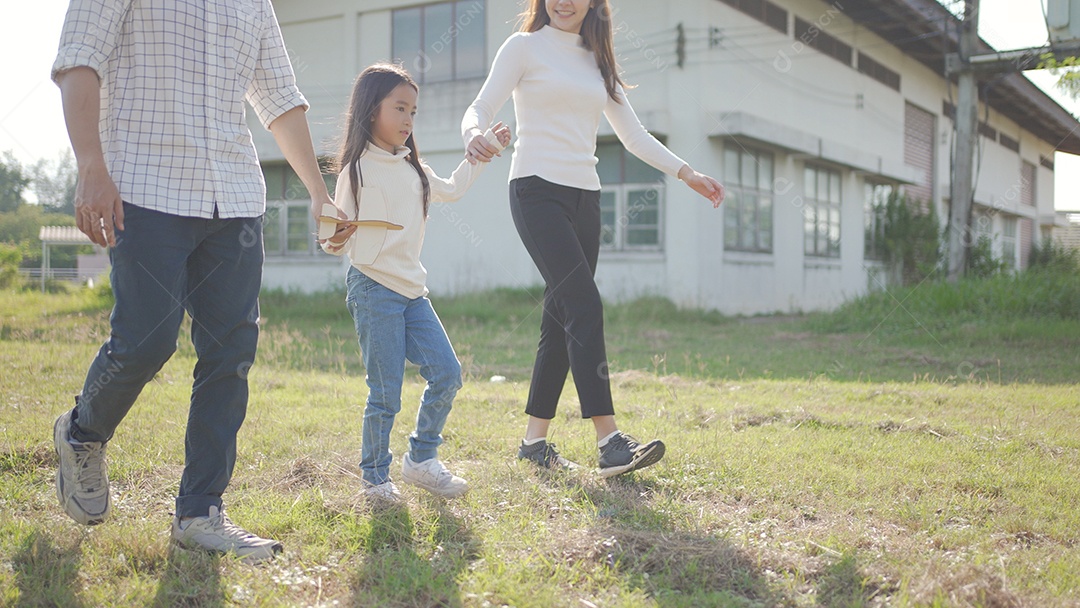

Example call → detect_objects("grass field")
1 277 1078 607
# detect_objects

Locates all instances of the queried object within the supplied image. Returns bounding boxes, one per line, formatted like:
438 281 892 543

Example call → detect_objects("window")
716 0 788 34
263 163 337 257
804 166 842 258
904 102 935 207
597 141 665 251
723 146 773 252
795 17 852 66
392 1 486 84
999 133 1019 153
1021 161 1036 207
1002 217 1017 270
856 52 900 91
864 181 893 260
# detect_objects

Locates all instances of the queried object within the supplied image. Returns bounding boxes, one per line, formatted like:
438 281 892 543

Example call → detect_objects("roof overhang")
39 226 93 245
709 111 920 183
837 0 1080 155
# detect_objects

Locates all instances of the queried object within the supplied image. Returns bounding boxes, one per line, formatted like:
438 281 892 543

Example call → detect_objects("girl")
461 0 725 477
322 63 509 502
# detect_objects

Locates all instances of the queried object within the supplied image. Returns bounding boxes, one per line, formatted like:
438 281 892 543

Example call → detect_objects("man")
51 0 330 562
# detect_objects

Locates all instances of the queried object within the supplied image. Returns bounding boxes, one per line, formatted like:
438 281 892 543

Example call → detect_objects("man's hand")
75 159 124 247
57 66 124 247
314 198 358 247
310 192 337 223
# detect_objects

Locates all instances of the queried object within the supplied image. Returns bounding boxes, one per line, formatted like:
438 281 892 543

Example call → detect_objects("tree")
29 150 78 214
1039 54 1080 99
0 151 28 213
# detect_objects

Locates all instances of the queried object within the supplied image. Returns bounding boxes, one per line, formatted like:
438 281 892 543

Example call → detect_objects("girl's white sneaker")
400 453 468 498
363 480 403 504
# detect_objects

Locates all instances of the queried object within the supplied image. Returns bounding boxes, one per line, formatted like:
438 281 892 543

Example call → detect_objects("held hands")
678 165 725 208
465 121 511 165
326 222 358 246
313 197 358 247
74 160 125 248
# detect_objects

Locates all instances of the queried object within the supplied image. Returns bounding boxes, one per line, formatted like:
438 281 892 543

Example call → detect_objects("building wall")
254 0 1066 311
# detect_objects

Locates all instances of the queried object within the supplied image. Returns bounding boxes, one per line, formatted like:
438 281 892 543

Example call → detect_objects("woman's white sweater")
462 24 686 191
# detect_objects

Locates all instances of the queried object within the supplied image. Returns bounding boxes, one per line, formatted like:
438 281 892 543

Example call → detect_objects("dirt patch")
0 442 55 475
273 456 332 491
875 420 953 438
729 411 844 432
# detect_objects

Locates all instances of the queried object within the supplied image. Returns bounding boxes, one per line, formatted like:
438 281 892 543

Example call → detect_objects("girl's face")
546 0 592 34
370 82 418 153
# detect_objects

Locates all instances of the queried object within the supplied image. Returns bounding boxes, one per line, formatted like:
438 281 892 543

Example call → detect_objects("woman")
461 0 725 477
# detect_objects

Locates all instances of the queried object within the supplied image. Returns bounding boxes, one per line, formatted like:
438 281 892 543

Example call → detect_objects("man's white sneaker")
171 506 282 563
400 453 468 498
53 410 111 525
363 480 403 504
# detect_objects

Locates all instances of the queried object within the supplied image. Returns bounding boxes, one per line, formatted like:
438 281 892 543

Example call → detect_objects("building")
252 0 1080 313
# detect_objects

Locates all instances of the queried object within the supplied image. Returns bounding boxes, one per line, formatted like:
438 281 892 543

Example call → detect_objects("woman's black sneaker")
598 432 665 478
517 440 580 470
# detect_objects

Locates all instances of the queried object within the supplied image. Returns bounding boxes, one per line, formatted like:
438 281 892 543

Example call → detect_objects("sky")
1 0 1078 210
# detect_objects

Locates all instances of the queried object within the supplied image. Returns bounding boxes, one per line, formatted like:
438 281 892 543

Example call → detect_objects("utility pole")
942 0 1080 281
946 0 979 283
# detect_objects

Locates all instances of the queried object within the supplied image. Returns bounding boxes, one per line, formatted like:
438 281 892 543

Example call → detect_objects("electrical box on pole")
1048 0 1080 43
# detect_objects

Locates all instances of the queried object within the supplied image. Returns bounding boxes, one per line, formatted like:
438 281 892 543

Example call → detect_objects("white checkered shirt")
52 0 308 218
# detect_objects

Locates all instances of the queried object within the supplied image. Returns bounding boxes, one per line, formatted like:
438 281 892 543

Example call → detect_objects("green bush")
1029 239 1080 275
967 234 1007 279
811 270 1080 334
0 205 85 269
0 243 21 288
881 193 942 286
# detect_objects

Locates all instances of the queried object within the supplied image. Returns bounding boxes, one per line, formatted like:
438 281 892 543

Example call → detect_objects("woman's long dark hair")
334 63 430 214
518 0 625 103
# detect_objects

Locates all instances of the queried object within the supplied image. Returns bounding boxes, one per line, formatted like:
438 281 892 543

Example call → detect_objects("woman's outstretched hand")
678 165 725 208
493 121 512 149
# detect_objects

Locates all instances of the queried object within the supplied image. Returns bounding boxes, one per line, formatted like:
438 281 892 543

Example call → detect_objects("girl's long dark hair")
518 0 625 103
334 63 430 214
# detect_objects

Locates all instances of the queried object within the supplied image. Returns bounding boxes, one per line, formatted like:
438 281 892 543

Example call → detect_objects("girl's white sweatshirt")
462 24 686 191
321 144 491 299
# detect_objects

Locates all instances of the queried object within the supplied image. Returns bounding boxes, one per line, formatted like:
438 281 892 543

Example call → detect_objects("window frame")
863 180 894 261
1002 217 1017 270
391 0 487 85
262 163 337 258
723 145 774 253
600 183 666 252
803 165 842 258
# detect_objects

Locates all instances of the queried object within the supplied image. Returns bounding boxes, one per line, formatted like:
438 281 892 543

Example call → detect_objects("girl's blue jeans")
345 266 462 486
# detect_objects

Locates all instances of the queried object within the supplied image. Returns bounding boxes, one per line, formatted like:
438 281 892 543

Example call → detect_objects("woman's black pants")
509 175 615 420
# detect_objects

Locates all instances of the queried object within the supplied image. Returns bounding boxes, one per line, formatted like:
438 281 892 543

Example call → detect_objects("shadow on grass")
527 469 783 606
151 544 223 608
12 529 85 608
814 551 872 608
349 501 478 608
